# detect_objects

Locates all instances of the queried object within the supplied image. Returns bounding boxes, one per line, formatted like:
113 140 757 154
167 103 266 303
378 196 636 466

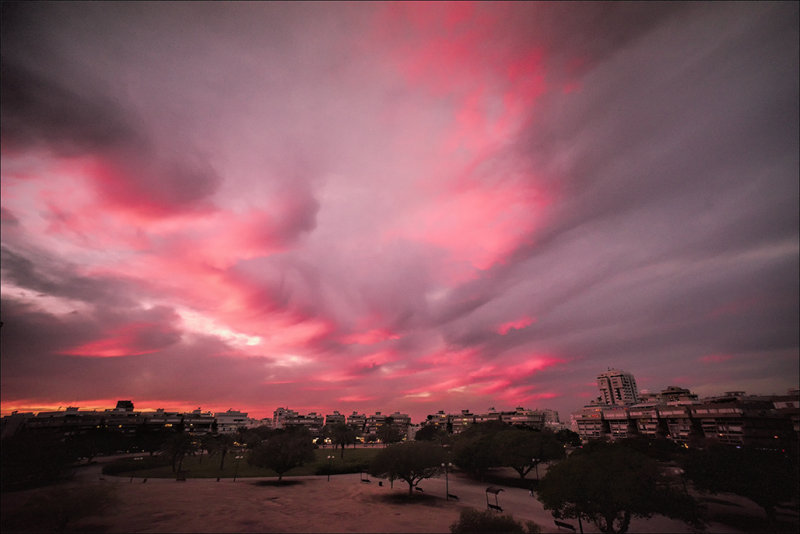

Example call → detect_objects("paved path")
7 455 785 533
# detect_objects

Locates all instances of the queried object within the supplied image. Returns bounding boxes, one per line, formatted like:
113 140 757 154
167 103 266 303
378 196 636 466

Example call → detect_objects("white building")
597 368 639 405
272 407 299 429
214 409 250 434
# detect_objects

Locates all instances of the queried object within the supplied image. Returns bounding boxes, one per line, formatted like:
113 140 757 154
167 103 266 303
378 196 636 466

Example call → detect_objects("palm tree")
162 433 195 473
209 433 234 471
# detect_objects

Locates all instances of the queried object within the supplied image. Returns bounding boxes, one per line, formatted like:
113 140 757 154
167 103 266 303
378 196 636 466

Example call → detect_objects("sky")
1 2 798 422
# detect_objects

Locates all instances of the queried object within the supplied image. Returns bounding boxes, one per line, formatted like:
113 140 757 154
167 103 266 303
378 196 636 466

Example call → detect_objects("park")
2 425 798 533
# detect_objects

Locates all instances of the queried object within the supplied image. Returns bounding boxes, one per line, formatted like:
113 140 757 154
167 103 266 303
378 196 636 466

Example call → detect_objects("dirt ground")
2 458 797 533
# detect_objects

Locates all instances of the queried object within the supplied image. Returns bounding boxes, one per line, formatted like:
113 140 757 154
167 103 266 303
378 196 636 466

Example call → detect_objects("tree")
248 428 315 482
414 424 449 443
618 436 684 463
537 442 700 534
494 428 565 480
682 444 799 527
377 419 403 444
327 423 357 458
134 425 169 457
240 429 264 449
369 441 445 494
555 429 582 447
208 433 234 471
450 508 541 533
161 432 196 473
1 430 75 491
452 425 502 480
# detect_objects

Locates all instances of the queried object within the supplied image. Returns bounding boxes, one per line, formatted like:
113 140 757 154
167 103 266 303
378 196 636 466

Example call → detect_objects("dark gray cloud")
0 2 796 419
1 245 136 309
1 4 223 216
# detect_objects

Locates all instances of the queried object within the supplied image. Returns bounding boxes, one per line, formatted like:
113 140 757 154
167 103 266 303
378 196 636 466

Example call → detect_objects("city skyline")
2 3 798 423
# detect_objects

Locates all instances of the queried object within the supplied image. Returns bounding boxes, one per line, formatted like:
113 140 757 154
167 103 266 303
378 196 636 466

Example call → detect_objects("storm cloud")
1 2 797 420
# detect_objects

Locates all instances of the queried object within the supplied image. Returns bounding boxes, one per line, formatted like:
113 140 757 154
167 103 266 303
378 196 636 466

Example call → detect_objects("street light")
327 455 334 482
441 462 453 500
233 453 243 482
532 457 540 481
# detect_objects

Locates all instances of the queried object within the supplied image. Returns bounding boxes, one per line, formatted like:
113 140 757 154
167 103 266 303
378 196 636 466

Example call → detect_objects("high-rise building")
325 411 346 426
115 400 134 412
597 368 639 405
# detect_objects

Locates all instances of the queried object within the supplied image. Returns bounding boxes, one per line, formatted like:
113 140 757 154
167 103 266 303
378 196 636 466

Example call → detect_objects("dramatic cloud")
1 2 797 421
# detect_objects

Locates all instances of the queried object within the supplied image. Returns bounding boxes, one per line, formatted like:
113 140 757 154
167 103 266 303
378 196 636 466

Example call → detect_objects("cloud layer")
2 2 797 420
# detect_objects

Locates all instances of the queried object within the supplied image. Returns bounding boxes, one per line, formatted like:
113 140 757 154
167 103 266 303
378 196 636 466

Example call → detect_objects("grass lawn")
105 447 380 479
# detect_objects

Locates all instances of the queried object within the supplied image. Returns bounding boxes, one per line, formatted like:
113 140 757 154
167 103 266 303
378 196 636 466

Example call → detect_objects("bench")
414 486 424 493
447 493 459 501
486 486 504 512
554 520 576 531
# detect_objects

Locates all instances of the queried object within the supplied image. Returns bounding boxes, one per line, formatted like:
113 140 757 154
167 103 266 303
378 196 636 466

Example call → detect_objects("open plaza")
2 454 797 533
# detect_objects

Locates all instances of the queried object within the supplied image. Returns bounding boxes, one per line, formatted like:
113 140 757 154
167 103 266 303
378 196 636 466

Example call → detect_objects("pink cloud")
3 2 795 424
496 316 537 335
700 354 734 364
709 297 766 318
60 321 180 358
340 329 400 346
337 395 377 404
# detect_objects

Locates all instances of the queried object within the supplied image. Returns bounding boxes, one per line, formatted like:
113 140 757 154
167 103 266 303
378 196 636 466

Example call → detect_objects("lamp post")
233 452 243 482
327 455 334 482
532 457 540 481
441 462 453 500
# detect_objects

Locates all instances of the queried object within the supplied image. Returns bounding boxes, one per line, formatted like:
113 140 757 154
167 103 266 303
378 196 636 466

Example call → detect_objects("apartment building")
324 411 346 426
597 368 639 406
365 412 386 435
573 405 606 439
421 406 557 434
501 406 546 429
346 411 366 433
573 388 797 448
450 410 475 434
213 409 250 434
628 403 666 438
272 407 299 429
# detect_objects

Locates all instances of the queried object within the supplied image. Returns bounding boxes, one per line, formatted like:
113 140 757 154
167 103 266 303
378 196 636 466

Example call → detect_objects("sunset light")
1 2 797 423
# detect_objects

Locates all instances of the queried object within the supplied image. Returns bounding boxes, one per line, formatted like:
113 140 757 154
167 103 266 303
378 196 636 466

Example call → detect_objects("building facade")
597 368 639 406
572 388 798 449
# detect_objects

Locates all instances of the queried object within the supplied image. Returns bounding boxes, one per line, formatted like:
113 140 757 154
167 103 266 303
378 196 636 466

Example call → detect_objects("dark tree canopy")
326 423 357 458
537 442 700 534
555 429 582 447
1 430 75 491
617 436 684 463
449 508 541 533
451 422 509 479
414 424 449 443
207 433 234 471
161 432 196 473
247 427 315 481
682 444 799 526
377 418 404 444
369 440 445 494
493 428 565 479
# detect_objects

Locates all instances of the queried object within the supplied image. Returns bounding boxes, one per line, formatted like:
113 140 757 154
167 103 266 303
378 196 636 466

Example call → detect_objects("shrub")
2 485 116 533
450 508 541 533
1 431 76 491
